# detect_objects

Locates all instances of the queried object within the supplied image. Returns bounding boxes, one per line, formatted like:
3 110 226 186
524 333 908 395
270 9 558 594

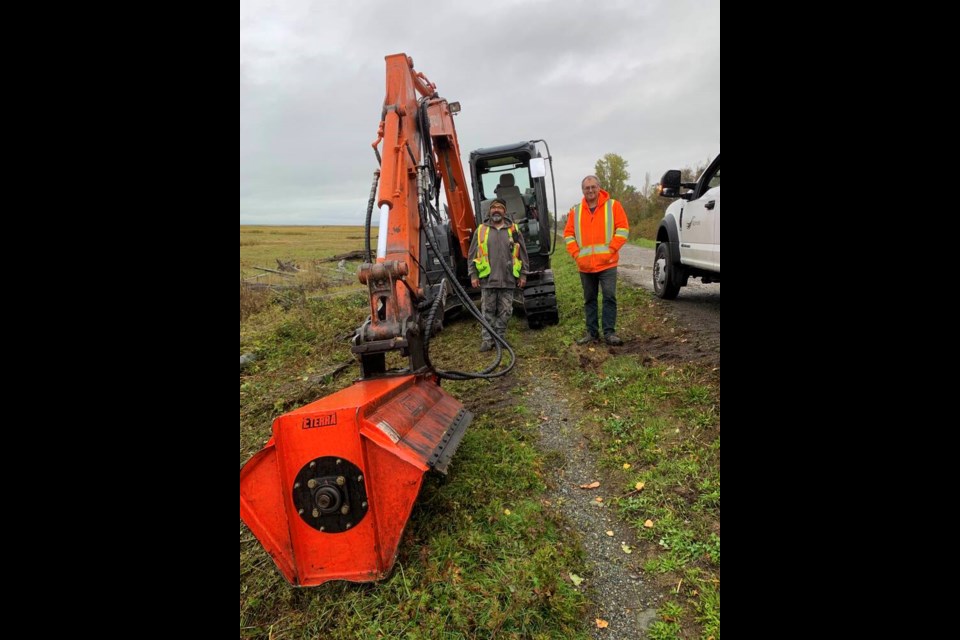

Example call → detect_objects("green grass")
240 225 719 639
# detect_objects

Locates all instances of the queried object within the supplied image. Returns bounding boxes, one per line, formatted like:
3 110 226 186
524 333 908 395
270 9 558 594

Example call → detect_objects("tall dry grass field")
240 225 378 277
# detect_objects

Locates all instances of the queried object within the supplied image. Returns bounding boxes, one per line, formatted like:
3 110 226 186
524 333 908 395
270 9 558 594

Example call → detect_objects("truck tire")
653 243 681 300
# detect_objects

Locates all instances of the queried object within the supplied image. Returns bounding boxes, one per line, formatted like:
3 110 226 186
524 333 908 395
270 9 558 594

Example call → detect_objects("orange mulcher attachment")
239 374 471 586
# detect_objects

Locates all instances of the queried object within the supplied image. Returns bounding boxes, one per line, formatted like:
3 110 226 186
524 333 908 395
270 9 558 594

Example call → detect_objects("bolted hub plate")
292 457 368 533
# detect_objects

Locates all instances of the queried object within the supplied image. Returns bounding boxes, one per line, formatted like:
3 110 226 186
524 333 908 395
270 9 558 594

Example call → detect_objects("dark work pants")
480 287 514 346
579 267 618 337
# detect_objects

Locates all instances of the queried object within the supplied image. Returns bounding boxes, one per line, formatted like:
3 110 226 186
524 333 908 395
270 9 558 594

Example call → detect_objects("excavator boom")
240 53 483 587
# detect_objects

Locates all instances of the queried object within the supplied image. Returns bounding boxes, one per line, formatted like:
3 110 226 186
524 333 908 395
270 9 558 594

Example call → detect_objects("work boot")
576 334 598 345
604 333 624 346
479 343 493 352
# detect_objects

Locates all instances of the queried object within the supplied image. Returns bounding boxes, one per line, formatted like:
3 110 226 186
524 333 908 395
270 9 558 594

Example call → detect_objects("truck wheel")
653 243 681 300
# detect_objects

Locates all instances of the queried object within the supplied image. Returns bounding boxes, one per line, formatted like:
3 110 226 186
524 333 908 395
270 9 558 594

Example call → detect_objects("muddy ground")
616 243 720 359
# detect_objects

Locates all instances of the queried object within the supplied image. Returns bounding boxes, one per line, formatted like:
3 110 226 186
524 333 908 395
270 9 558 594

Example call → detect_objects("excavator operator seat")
493 173 526 221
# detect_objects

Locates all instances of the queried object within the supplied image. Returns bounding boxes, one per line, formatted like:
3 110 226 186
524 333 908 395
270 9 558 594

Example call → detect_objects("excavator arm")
424 97 476 259
355 54 477 376
239 54 497 587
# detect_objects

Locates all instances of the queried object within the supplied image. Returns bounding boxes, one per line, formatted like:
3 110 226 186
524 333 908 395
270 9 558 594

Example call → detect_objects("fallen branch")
242 282 303 291
253 266 296 278
318 249 369 263
276 258 301 272
317 361 352 380
307 287 366 301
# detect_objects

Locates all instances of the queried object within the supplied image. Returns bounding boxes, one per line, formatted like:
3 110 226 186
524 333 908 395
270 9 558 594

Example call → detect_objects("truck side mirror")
658 169 682 198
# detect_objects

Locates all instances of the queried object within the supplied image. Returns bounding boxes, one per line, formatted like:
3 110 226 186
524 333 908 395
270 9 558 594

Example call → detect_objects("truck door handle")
704 200 716 210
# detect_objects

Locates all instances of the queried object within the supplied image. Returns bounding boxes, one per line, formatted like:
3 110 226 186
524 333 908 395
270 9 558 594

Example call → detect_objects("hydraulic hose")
417 197 515 380
364 170 380 263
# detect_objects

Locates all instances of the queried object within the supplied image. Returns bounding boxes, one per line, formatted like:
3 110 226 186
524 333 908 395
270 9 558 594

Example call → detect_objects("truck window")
707 168 720 189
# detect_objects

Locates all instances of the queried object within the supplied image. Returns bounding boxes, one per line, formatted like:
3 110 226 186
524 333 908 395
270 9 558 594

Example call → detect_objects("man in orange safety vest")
563 175 630 346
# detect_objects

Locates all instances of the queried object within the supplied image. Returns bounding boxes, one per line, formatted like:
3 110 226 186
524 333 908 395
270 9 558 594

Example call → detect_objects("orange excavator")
239 53 548 587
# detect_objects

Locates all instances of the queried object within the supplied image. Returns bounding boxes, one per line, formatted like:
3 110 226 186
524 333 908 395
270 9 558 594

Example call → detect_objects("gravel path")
533 373 661 638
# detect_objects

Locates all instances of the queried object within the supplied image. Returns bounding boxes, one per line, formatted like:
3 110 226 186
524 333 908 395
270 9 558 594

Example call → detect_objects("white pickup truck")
654 154 720 299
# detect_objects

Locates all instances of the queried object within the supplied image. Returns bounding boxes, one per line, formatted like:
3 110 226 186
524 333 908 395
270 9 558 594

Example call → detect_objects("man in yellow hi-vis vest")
563 175 630 346
468 198 529 352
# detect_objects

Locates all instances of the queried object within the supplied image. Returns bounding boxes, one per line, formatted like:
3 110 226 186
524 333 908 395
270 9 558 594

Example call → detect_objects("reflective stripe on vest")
574 199 615 256
474 224 491 278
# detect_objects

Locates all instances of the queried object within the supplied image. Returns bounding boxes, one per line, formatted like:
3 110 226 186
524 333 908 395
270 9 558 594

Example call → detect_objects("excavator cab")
469 142 560 328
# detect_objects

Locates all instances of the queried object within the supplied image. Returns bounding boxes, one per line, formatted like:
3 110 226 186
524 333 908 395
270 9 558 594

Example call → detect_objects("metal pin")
309 461 316 469
312 509 319 518
294 482 301 489
307 479 317 489
336 476 346 486
357 475 364 482
336 459 342 465
298 508 304 515
361 502 368 509
340 506 350 515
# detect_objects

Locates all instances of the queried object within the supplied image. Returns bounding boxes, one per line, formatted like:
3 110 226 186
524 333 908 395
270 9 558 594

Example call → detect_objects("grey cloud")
240 0 719 224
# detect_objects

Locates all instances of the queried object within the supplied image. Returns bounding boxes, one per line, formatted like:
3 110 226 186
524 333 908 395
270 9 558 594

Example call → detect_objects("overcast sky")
240 0 719 226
